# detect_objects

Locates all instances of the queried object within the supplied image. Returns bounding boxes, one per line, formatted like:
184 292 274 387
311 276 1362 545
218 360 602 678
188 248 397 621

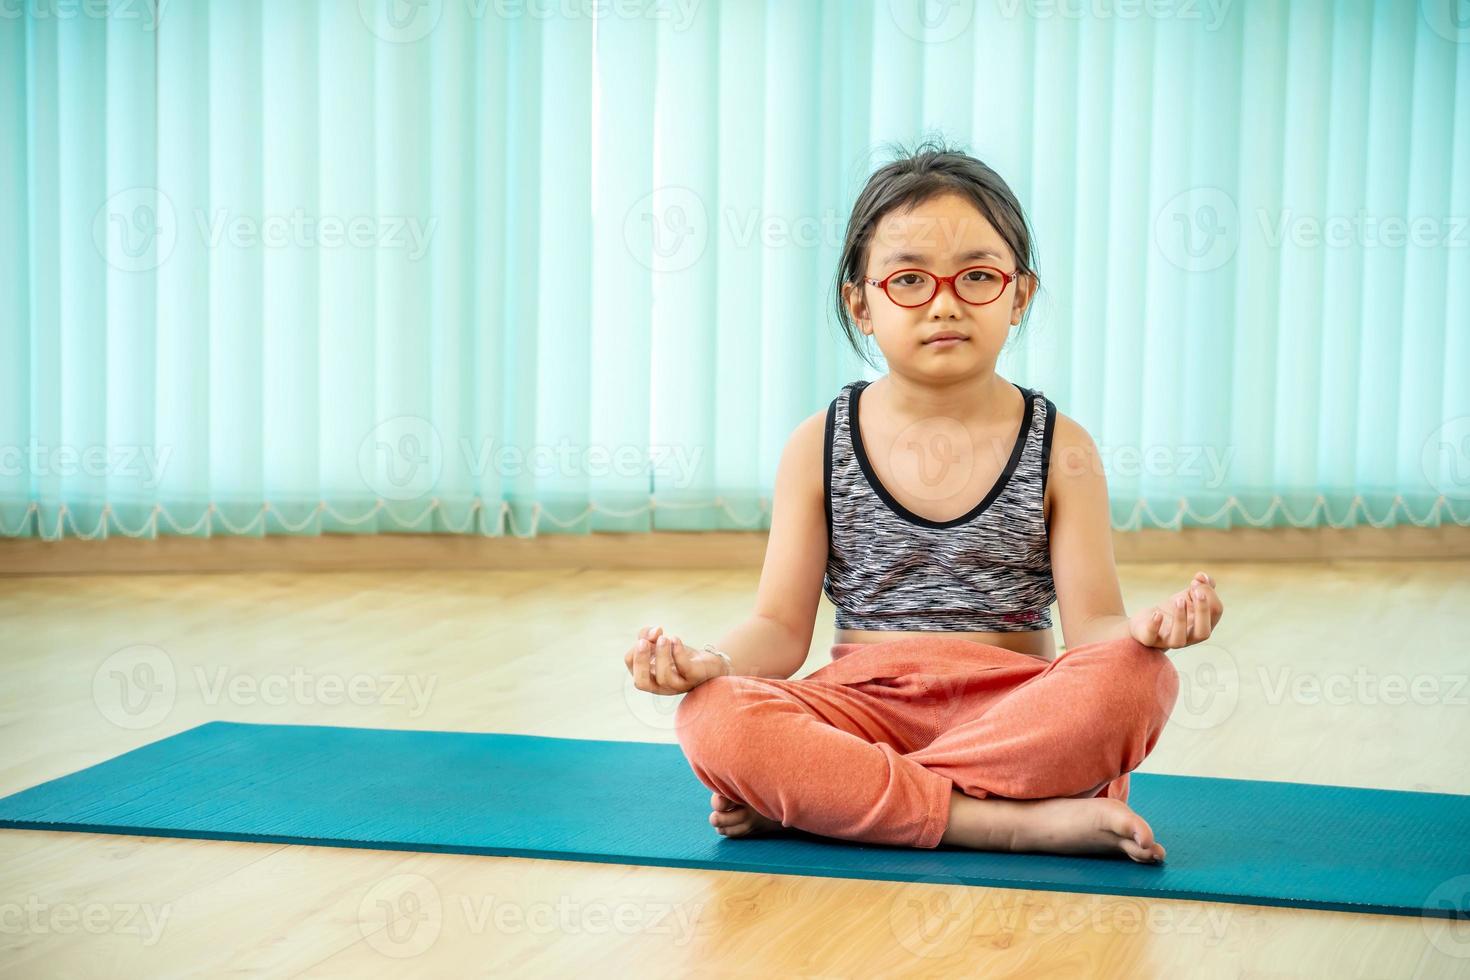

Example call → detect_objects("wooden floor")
0 560 1467 978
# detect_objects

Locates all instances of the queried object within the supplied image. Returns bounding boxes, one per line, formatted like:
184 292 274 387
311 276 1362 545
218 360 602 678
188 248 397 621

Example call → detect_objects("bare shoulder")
784 405 830 492
1043 410 1103 520
749 404 835 651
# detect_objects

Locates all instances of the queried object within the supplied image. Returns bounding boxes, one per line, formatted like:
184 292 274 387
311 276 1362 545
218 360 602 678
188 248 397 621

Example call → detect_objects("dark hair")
832 136 1041 369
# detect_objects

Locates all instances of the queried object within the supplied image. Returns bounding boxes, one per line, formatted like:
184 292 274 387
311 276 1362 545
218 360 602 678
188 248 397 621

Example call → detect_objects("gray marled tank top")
822 378 1058 632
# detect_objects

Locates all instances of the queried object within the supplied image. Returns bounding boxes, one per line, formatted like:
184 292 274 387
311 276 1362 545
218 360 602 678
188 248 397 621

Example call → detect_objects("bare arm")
710 408 831 680
1048 413 1224 651
1047 414 1132 650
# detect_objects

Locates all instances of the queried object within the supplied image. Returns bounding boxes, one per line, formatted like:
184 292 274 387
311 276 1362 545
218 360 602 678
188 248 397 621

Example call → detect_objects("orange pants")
675 634 1179 849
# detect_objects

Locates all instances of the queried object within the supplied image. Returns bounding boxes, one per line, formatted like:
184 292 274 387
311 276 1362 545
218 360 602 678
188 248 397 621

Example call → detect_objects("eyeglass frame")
862 264 1025 308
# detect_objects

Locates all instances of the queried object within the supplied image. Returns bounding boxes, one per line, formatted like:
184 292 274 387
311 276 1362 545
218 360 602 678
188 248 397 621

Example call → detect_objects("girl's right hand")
625 625 729 696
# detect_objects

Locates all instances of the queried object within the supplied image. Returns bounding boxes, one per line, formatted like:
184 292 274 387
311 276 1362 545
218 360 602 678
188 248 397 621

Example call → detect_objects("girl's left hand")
1129 571 1223 650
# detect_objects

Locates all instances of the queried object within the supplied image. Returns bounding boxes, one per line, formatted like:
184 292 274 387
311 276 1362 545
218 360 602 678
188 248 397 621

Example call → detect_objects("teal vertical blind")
0 0 1466 541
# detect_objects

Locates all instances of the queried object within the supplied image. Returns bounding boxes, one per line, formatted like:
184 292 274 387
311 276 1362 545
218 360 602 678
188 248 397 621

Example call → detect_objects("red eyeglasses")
864 265 1023 308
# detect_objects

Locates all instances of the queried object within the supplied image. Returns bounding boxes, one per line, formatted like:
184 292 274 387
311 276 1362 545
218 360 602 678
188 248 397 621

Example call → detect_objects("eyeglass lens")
887 268 1005 306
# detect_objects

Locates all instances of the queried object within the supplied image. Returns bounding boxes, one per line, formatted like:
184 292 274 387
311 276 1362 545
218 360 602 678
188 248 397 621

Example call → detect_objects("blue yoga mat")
1 721 1465 920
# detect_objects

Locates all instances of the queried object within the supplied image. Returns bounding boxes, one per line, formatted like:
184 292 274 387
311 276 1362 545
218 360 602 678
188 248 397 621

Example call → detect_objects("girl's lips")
924 337 967 347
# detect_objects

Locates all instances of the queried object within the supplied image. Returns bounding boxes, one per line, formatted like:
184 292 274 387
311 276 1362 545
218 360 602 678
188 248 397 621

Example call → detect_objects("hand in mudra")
625 625 730 695
1129 571 1224 650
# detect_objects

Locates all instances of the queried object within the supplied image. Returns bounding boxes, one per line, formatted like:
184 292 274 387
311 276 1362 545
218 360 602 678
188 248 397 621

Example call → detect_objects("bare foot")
942 791 1167 864
708 792 784 838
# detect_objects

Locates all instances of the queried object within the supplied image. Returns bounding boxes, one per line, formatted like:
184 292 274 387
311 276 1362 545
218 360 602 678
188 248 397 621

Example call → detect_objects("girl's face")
844 192 1035 378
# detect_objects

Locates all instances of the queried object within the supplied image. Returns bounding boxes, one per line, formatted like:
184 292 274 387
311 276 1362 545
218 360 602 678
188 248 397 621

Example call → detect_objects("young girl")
623 140 1223 862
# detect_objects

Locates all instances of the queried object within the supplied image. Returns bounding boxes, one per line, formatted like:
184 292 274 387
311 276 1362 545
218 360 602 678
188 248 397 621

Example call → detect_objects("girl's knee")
674 675 754 757
1094 636 1179 726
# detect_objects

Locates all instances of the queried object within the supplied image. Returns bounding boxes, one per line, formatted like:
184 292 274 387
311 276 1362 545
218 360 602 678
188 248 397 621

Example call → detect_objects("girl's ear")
1010 272 1036 325
844 281 871 332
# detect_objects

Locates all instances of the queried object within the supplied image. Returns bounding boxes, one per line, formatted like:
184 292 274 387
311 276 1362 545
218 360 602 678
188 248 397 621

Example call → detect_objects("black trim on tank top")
823 394 837 553
1041 395 1056 546
1040 395 1057 494
848 379 1035 530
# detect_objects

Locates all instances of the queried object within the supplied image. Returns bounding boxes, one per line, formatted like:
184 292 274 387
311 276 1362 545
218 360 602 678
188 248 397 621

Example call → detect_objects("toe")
1120 839 1151 862
1104 806 1154 850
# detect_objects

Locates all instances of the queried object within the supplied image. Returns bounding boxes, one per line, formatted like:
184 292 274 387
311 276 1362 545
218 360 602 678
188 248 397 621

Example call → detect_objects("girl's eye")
964 270 994 282
894 274 923 286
